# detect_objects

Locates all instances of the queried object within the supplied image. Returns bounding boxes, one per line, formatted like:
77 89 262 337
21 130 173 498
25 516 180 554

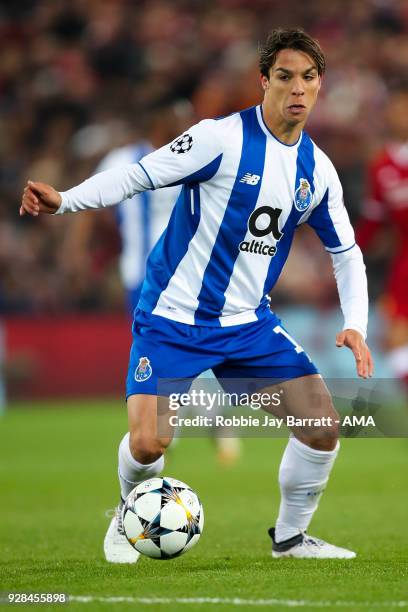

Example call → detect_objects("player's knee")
302 394 340 451
129 431 168 464
307 433 338 451
304 421 340 451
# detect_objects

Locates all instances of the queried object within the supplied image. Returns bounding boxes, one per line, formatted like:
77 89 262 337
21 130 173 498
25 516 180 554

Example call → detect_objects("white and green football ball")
123 477 204 559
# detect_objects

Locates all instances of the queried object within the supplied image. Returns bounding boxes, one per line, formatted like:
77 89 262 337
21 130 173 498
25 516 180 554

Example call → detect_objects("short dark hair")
259 28 326 78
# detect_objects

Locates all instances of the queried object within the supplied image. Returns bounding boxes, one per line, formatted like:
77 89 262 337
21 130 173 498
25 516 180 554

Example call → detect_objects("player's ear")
317 75 322 91
261 74 270 91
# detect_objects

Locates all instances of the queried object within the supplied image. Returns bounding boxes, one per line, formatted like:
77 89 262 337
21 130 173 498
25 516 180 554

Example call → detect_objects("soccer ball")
123 476 204 559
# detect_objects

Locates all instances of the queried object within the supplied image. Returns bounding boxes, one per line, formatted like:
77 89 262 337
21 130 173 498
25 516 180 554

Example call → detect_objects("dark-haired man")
21 29 372 560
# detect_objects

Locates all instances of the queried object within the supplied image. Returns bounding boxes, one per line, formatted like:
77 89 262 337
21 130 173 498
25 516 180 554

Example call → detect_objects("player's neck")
261 104 304 145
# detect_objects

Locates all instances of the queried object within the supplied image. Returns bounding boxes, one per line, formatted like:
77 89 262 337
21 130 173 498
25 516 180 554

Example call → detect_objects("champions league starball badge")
294 178 313 212
135 357 152 382
170 133 193 154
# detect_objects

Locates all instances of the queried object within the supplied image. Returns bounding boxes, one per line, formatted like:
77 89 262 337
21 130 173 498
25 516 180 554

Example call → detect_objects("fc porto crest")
135 357 152 382
294 178 313 212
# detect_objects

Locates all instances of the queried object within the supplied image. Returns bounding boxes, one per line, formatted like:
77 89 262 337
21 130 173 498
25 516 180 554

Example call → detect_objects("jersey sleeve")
306 162 356 254
330 246 368 339
138 119 223 189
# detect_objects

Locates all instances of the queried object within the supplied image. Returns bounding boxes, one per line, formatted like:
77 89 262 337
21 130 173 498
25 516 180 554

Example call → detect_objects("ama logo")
294 178 313 212
135 357 152 382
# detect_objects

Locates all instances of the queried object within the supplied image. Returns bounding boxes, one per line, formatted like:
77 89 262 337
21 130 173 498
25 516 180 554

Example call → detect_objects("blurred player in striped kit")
66 103 188 314
21 29 373 561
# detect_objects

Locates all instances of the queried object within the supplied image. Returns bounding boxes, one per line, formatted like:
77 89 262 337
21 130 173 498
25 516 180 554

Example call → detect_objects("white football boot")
104 502 140 564
269 528 356 559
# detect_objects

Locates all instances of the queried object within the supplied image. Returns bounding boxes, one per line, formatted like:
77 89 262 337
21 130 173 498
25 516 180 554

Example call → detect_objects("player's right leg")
104 393 173 563
104 308 221 563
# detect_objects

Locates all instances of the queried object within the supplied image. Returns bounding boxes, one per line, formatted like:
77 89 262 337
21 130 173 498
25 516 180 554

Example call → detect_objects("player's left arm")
305 162 374 379
331 247 374 379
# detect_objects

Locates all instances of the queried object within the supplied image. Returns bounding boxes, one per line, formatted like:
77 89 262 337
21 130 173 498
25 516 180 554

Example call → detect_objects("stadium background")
1 2 407 610
1 0 407 400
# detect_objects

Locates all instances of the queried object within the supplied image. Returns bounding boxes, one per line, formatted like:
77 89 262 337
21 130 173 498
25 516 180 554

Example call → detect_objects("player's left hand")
336 329 374 379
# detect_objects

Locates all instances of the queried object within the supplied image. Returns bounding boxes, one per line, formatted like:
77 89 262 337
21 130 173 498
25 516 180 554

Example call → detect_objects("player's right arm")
20 120 222 217
20 181 62 216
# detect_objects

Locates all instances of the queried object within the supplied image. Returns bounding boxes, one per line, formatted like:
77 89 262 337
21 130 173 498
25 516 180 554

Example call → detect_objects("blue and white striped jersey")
137 105 356 326
96 142 180 292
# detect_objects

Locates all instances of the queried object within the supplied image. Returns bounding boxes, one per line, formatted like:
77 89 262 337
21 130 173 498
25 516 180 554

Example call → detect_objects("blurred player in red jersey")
357 82 408 393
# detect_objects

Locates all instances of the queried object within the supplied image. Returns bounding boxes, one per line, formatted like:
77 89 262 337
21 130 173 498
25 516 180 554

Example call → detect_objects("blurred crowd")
0 0 407 315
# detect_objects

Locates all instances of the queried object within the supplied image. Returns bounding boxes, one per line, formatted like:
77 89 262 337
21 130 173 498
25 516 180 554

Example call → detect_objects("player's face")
261 49 321 128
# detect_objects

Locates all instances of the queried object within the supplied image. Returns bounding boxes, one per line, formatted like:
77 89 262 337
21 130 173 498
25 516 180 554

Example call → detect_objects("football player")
21 28 373 560
357 82 408 394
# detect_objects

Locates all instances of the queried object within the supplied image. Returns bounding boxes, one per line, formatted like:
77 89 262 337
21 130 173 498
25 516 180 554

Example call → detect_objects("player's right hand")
20 181 62 216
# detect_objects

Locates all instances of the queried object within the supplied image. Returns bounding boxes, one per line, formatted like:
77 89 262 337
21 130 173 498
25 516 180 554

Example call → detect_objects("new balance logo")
240 173 261 185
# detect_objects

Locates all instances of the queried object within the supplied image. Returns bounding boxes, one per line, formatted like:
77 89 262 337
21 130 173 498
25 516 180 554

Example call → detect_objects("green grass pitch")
0 401 407 611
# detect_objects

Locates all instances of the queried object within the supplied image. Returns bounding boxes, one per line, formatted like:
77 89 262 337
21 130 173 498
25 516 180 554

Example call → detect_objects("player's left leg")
258 374 355 558
214 311 355 559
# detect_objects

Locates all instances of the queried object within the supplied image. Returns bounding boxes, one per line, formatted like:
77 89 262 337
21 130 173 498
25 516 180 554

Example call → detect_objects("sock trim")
269 527 303 551
290 436 339 463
